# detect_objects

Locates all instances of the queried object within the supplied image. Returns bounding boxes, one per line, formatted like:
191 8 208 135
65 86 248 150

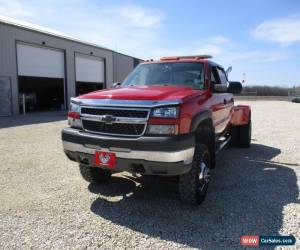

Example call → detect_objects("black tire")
179 144 211 205
79 164 111 183
195 126 215 169
239 120 251 148
230 126 239 147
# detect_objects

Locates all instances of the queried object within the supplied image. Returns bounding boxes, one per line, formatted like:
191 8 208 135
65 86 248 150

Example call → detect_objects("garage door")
75 54 104 83
17 43 66 111
17 43 65 78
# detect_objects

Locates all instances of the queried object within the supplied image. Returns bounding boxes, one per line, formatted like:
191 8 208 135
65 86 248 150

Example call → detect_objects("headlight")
68 102 82 128
69 102 80 113
151 107 178 118
146 125 178 135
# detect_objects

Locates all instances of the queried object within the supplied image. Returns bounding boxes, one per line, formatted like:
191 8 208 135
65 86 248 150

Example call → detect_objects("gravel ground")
0 101 299 250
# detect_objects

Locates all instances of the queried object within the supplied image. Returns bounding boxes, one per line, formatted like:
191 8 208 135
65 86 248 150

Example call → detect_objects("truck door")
216 67 234 129
210 66 233 134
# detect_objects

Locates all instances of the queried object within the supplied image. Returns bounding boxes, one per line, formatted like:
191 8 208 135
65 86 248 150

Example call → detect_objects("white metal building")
0 17 141 116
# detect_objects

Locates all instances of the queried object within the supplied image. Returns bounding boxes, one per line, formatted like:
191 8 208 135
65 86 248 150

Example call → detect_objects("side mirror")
112 82 121 88
225 66 232 78
213 84 228 93
228 81 242 94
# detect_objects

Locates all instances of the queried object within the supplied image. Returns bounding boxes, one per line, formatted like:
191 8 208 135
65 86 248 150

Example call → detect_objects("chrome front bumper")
62 127 195 175
63 141 194 165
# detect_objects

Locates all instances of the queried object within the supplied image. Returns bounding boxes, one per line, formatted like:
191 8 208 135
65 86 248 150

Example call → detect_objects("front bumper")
62 128 195 175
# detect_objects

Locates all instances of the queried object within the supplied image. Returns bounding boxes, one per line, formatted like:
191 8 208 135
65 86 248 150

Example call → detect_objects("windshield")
122 62 205 90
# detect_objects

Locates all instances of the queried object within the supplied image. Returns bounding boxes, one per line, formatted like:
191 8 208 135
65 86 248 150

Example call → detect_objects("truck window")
211 66 221 85
211 71 217 84
217 68 228 85
122 62 205 90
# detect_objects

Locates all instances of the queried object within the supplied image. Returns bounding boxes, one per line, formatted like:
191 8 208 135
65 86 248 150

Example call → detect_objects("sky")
0 0 300 86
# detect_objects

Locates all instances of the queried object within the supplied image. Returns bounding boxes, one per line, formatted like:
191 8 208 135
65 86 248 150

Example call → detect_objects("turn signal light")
68 112 82 128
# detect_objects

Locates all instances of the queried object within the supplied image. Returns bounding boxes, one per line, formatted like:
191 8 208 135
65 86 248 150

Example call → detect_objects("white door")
17 43 65 78
75 54 105 83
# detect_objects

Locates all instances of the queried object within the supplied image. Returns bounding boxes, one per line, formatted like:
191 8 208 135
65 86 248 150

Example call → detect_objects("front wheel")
179 144 211 205
79 164 111 183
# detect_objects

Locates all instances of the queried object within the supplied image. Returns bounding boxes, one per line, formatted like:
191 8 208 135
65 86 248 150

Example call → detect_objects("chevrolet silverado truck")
62 55 251 205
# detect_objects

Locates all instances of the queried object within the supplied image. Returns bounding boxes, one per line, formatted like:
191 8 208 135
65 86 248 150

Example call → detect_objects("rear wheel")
229 126 239 147
239 120 251 148
179 144 211 205
230 120 251 148
79 164 111 183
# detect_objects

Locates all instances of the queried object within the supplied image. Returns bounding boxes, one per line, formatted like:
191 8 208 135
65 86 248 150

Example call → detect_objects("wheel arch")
190 110 214 133
191 110 216 168
230 105 251 126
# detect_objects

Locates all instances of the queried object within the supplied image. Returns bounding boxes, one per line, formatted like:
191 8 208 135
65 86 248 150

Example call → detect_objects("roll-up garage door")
17 43 65 78
75 54 104 83
16 43 65 112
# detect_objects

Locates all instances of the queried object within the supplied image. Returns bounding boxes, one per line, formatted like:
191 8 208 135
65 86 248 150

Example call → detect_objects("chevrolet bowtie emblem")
101 115 117 124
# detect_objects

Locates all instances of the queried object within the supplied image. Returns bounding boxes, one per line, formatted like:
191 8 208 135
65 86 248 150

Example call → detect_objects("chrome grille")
80 106 149 136
82 120 145 136
81 107 148 118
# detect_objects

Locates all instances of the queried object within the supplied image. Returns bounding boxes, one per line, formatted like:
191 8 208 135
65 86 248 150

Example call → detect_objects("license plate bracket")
94 151 116 168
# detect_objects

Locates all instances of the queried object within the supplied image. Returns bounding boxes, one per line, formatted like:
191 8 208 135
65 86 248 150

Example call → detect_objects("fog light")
146 125 178 135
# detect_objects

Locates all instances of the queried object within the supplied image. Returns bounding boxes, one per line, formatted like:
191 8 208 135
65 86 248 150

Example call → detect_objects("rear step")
215 135 231 154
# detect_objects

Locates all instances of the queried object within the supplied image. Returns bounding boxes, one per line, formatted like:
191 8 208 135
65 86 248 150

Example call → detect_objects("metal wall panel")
0 76 12 116
113 52 134 83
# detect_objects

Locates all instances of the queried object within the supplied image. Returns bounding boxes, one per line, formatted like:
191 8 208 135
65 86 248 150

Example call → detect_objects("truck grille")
80 107 149 136
82 120 145 136
81 107 148 118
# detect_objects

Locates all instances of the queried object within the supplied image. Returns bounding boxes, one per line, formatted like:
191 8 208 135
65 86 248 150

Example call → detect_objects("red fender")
230 105 251 126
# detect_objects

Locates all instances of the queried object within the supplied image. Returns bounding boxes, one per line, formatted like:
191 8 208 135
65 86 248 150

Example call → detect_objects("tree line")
239 85 300 96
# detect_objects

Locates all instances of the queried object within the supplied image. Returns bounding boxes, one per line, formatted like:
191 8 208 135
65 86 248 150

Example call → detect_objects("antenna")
242 72 246 83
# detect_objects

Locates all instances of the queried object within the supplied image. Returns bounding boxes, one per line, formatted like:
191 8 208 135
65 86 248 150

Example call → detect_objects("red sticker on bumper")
94 151 116 168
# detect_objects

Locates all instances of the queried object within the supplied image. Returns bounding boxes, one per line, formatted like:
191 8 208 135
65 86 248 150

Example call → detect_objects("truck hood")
78 85 205 101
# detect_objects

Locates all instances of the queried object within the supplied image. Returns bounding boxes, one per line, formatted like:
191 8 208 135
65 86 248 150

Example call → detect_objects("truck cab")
62 55 251 205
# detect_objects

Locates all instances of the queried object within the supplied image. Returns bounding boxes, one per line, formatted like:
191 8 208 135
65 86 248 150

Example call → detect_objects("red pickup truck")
62 55 251 205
